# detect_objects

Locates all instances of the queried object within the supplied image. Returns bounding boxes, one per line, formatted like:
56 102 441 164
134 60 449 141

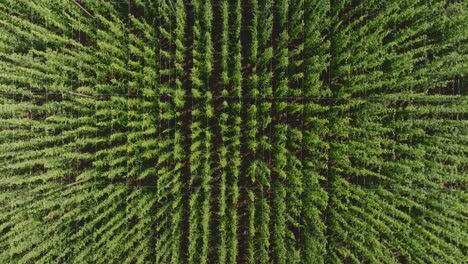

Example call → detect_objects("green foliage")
0 0 466 263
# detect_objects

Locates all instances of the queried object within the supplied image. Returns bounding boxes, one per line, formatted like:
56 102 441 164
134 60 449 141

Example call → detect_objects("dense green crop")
0 0 466 263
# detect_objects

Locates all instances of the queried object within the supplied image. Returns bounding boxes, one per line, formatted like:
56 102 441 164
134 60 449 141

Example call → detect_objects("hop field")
0 0 466 263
